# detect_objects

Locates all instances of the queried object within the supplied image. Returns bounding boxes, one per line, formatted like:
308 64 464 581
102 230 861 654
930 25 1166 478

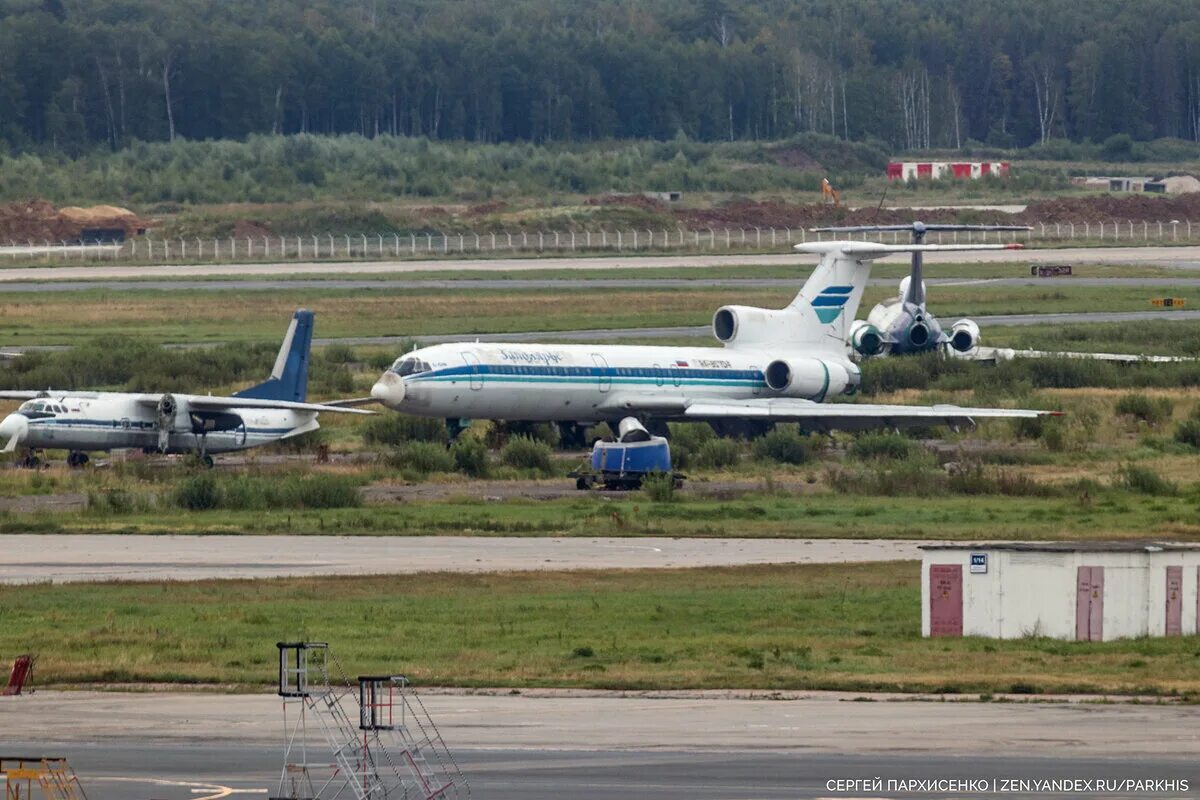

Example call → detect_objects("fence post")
725 229 730 248
570 231 576 251
617 231 622 250
633 230 638 249
1158 221 1163 239
539 231 544 250
474 233 480 252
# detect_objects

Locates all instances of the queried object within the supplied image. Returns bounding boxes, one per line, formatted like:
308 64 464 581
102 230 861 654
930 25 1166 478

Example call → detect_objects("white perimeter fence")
4 220 1200 262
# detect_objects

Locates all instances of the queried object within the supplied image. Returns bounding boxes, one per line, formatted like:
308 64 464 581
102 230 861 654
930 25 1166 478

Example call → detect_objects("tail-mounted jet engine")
763 358 859 398
849 320 884 356
949 319 980 353
712 306 804 347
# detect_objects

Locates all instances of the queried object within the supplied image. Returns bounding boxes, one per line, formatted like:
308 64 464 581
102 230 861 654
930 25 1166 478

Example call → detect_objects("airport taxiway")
3 245 1200 283
3 691 1194 799
1 275 1200 293
0 535 928 584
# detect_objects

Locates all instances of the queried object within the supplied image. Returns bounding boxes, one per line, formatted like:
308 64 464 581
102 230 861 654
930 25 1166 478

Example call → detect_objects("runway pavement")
1 245 1200 282
3 275 1200 292
0 535 928 584
3 691 1194 799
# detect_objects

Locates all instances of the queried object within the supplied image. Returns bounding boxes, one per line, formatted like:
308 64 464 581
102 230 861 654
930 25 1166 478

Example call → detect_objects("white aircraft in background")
369 234 1059 438
0 310 371 467
835 222 1194 364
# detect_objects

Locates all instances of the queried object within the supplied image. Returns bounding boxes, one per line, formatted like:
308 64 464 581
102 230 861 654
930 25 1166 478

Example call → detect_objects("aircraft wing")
682 398 1056 431
0 390 46 401
132 394 375 415
963 347 1195 364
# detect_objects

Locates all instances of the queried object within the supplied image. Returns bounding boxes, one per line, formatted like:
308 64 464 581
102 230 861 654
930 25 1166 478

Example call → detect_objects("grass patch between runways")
6 562 1200 696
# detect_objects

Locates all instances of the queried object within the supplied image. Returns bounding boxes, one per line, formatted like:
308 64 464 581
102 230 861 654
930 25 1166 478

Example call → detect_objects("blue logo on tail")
811 286 853 324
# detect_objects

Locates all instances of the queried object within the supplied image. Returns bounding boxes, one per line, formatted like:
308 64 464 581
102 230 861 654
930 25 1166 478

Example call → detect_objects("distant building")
887 161 1009 180
921 542 1200 641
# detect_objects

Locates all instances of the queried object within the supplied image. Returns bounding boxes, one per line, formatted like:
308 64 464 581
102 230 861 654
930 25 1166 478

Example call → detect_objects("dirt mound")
0 199 149 242
768 145 823 171
1018 194 1200 224
232 219 274 239
676 200 992 230
586 193 669 211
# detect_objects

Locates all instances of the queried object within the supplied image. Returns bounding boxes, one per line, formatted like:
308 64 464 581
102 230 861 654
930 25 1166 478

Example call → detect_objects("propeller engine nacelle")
763 357 859 399
949 319 980 353
156 393 186 452
849 320 884 356
712 305 802 347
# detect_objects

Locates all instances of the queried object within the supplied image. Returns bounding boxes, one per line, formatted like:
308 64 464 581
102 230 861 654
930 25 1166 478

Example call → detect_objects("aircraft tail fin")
234 309 315 403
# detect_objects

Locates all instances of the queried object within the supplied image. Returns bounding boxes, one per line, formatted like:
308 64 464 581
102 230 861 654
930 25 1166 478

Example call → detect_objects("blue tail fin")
234 310 314 403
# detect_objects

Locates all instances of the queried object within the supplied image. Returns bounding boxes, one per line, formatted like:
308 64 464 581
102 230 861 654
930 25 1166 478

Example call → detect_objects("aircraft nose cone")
0 413 27 449
371 372 406 407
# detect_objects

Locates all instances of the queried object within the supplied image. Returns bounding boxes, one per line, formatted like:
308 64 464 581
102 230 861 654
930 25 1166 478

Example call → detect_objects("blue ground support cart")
571 435 683 490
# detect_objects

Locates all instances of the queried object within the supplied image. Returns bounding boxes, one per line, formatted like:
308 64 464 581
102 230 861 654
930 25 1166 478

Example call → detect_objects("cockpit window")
392 358 432 376
17 400 55 418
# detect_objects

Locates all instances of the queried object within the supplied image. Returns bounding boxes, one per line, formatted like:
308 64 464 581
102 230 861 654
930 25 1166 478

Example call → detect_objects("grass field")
5 563 1199 695
4 483 1197 539
0 283 1197 345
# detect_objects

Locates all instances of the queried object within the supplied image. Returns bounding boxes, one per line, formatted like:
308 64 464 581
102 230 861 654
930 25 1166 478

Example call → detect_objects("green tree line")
3 0 1200 153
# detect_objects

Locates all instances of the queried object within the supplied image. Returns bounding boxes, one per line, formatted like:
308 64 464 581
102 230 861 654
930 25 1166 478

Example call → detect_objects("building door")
1165 566 1183 636
592 354 611 393
460 352 482 390
1075 566 1104 642
928 564 963 638
1196 568 1200 635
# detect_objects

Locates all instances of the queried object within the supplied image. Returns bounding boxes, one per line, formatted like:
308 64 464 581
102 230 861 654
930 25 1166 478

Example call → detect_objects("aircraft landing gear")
194 432 214 468
18 449 41 469
66 451 89 469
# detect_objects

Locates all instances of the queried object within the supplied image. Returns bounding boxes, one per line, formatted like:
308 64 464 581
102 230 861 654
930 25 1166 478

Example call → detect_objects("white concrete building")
920 543 1200 641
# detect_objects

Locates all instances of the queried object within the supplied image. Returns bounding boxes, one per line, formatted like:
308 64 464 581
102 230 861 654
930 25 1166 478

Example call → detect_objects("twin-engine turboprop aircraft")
369 235 1058 436
0 310 371 467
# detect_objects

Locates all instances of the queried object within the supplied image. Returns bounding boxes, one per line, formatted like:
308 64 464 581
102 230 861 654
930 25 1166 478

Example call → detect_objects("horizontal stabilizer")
795 241 1022 259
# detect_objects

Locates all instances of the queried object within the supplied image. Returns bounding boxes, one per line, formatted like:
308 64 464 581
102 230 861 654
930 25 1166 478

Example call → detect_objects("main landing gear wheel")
66 452 89 469
200 454 214 469
19 450 41 469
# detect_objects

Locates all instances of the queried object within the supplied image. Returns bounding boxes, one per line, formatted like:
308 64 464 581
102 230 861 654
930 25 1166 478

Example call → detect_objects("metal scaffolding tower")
0 757 88 800
272 642 468 800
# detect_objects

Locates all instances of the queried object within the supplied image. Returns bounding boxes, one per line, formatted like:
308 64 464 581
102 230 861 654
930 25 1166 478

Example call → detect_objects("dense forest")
3 0 1200 154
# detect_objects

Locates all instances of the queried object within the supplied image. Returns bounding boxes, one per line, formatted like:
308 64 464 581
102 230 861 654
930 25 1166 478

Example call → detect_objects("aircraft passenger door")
592 354 611 393
461 351 483 391
750 364 762 395
653 364 664 387
669 364 682 388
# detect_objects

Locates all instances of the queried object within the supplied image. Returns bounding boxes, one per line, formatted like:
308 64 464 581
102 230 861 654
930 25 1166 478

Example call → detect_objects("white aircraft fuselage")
369 240 1058 431
0 392 317 454
371 341 859 423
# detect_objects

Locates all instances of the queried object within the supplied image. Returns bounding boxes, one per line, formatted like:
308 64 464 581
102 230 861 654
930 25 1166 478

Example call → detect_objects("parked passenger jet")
834 223 1194 365
369 237 1058 436
0 310 370 467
